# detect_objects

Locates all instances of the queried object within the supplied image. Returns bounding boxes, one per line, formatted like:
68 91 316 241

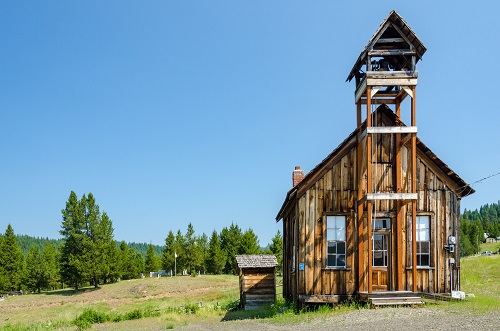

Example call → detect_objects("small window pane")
336 228 346 241
335 216 344 228
337 255 346 267
373 251 384 266
420 254 430 266
421 241 430 253
327 229 336 240
327 255 336 266
328 241 337 254
337 241 345 254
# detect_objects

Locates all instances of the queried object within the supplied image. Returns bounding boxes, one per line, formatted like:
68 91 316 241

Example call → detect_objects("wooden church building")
276 11 474 304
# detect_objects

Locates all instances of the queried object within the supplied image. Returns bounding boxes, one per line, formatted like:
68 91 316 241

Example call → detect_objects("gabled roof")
346 10 427 82
276 105 474 221
236 254 278 268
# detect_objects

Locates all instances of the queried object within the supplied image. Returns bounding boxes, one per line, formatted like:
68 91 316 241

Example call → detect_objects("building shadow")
221 303 275 321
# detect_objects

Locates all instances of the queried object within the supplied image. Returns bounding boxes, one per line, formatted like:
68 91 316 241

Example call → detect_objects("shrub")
184 303 200 314
74 309 108 330
124 309 143 320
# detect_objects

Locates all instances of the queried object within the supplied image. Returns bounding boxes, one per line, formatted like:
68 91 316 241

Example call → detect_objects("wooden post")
411 86 418 293
366 87 373 294
395 98 403 291
356 100 364 292
357 100 362 127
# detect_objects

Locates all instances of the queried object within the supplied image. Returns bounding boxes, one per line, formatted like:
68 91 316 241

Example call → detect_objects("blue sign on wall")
299 263 305 271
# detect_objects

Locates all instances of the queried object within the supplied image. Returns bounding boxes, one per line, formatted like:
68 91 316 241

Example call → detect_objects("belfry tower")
346 10 426 294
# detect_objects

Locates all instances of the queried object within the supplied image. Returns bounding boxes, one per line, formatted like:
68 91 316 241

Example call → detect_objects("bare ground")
172 307 498 331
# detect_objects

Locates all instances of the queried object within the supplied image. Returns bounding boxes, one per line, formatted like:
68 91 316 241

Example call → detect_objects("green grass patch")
458 245 500 312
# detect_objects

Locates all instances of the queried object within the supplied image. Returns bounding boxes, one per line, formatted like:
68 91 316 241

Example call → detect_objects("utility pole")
174 251 177 276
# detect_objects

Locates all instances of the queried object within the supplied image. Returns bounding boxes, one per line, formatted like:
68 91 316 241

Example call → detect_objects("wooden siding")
239 267 276 309
281 122 462 301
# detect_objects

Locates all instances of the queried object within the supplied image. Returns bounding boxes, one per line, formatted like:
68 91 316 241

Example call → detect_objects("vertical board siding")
284 126 462 300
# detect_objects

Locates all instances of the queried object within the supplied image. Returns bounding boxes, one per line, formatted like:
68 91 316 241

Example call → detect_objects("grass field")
2 246 500 330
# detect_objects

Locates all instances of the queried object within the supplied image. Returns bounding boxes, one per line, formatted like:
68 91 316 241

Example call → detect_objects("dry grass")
2 249 500 330
0 275 239 329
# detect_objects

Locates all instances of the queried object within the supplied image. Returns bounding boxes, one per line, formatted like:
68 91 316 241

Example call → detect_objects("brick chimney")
292 166 305 187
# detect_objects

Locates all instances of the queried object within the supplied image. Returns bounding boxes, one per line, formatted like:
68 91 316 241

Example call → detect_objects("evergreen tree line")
15 235 162 258
460 201 500 257
0 191 283 293
160 223 283 276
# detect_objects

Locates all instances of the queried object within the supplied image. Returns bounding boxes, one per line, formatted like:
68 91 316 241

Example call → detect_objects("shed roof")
346 10 427 82
236 255 278 268
276 105 474 221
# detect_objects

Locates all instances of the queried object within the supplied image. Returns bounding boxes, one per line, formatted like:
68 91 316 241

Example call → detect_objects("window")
373 234 389 267
372 219 390 267
416 216 430 267
326 216 346 267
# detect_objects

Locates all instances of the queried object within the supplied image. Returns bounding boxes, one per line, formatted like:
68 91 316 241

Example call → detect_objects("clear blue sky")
1 1 499 247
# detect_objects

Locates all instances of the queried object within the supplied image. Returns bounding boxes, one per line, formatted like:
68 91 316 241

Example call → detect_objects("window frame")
325 215 347 269
372 218 391 267
416 215 431 267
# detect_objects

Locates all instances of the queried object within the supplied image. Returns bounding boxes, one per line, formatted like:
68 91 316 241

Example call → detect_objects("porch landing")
359 291 424 307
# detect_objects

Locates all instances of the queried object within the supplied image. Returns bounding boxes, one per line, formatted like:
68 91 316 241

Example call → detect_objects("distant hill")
15 234 163 256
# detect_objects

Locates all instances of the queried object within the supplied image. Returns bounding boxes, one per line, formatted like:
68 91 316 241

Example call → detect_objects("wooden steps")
360 291 424 307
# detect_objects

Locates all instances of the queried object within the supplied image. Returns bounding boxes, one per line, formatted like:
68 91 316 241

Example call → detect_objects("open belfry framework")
347 10 425 294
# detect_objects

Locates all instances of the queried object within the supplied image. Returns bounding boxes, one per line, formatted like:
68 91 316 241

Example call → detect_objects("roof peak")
347 10 426 82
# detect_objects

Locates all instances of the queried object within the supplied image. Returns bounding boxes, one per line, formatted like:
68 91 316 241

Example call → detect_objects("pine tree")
0 233 6 291
175 230 186 273
206 230 225 274
269 230 283 272
24 246 49 293
196 233 208 274
162 231 176 274
220 223 242 275
43 243 60 290
0 224 24 292
239 228 261 255
59 191 85 289
184 223 201 275
94 212 119 284
118 241 142 280
145 243 161 273
59 192 117 288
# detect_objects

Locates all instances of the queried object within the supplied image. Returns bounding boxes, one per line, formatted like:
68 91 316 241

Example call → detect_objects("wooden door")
372 232 390 291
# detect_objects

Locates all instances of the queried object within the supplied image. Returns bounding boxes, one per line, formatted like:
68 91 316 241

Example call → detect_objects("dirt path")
173 308 498 331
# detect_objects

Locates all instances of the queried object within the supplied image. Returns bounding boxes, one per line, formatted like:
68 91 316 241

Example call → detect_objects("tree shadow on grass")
42 286 102 296
221 303 275 321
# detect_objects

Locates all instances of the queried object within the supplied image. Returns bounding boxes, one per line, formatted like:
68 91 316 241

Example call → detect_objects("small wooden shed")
236 254 278 309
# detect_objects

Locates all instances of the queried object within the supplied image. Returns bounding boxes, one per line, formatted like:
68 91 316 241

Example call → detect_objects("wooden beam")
366 127 418 134
365 77 418 87
355 79 368 104
395 97 403 291
377 38 404 43
357 101 362 127
299 294 353 303
368 50 417 56
411 86 417 293
366 193 418 200
356 102 364 292
366 87 373 294
402 86 414 99
359 98 397 105
366 71 418 79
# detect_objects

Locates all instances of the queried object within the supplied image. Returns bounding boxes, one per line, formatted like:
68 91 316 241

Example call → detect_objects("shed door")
372 219 391 291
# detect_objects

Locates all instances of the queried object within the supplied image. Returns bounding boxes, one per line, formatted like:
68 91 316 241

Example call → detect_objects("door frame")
372 218 392 291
